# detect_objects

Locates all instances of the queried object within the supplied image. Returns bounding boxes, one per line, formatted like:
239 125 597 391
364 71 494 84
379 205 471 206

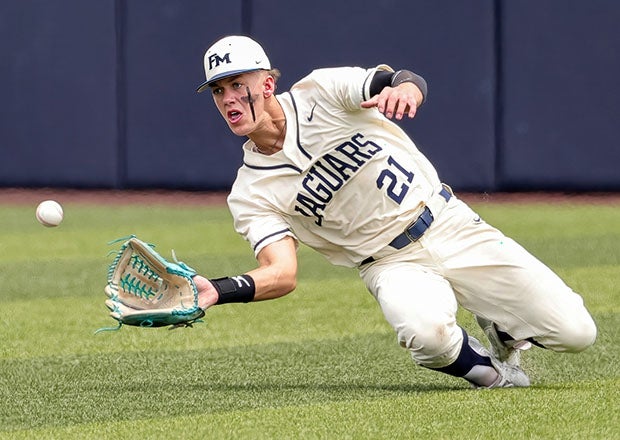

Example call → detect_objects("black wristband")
211 275 256 304
390 69 427 105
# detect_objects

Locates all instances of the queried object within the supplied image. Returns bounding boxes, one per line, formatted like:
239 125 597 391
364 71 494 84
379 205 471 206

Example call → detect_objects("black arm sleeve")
369 69 427 105
369 71 393 97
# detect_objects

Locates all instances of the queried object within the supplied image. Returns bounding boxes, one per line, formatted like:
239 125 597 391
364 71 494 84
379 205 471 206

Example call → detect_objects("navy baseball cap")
196 35 271 93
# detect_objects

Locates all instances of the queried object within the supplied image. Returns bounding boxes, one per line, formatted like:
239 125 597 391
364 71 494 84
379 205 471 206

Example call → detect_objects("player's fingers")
394 97 412 120
383 91 405 119
364 90 391 114
402 98 418 119
390 99 418 120
360 95 380 109
362 89 417 119
391 89 420 119
407 102 418 118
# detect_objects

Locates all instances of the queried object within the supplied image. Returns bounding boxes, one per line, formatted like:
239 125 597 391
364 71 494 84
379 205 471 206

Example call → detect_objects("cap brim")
196 68 264 93
196 80 210 93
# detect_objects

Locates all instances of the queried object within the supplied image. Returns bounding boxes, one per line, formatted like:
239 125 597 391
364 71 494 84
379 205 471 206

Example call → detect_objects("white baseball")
36 200 64 227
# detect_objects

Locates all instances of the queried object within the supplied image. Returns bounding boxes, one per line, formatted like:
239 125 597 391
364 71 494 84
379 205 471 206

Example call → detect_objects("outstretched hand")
361 82 422 120
194 275 219 310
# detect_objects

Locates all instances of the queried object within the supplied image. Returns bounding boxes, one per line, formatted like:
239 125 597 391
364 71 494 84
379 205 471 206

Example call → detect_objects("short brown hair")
268 68 281 83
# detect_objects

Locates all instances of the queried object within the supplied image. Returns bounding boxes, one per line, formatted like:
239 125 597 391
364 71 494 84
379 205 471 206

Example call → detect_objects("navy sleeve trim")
287 92 313 160
253 228 292 251
242 162 302 173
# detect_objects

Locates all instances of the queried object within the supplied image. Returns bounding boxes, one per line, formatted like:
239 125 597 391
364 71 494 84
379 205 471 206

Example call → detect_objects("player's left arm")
361 69 427 120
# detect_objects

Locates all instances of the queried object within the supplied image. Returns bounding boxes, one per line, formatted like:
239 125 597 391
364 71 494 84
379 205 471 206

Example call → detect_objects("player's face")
210 72 266 136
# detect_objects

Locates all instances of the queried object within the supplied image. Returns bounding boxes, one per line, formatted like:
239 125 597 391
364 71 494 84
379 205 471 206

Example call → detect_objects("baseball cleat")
475 315 532 367
468 335 531 388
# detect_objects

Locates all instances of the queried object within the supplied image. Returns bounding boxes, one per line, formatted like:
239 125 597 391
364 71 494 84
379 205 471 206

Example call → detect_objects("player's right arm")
195 236 298 309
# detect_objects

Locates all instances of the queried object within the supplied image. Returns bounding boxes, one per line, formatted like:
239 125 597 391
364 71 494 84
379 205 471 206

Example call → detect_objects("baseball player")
193 35 597 388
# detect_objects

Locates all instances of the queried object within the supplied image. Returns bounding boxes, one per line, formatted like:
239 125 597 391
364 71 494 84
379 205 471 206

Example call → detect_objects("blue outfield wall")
122 1 245 189
499 0 620 191
0 0 118 187
1 1 618 192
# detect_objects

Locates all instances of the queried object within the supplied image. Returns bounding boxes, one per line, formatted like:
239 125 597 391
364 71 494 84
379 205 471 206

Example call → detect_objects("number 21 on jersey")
376 156 414 204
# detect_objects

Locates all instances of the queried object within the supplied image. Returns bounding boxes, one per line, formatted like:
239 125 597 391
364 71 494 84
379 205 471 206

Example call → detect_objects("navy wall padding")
0 0 118 187
122 0 244 189
1 1 619 192
499 0 620 190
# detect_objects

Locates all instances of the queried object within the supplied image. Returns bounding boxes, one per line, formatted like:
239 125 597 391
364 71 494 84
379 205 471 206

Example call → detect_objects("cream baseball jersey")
227 65 444 267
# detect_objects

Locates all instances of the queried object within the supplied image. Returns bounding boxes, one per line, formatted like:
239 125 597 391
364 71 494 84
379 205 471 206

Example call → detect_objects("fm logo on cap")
208 53 231 70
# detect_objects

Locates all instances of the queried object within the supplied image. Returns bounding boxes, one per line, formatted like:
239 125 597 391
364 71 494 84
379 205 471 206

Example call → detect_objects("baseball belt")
360 185 452 266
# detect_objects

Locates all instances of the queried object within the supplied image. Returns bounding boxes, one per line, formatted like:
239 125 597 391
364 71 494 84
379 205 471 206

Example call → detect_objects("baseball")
36 200 64 227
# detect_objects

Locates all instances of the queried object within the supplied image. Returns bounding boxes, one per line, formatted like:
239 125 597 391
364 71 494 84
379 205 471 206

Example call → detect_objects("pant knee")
398 321 462 368
561 315 597 352
542 313 597 353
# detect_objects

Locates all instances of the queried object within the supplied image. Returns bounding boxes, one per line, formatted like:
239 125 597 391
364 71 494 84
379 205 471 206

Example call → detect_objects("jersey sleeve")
303 64 394 111
227 186 297 256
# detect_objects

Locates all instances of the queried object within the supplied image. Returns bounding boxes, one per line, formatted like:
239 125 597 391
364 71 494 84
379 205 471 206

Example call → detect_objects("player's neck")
251 98 287 155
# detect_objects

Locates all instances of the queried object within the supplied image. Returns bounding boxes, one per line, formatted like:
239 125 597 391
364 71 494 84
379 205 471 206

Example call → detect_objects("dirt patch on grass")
0 188 228 206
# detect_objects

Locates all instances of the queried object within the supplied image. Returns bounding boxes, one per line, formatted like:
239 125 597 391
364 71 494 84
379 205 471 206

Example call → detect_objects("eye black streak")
246 86 256 122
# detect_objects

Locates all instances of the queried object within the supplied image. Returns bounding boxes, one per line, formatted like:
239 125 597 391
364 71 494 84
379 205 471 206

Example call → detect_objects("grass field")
0 196 618 439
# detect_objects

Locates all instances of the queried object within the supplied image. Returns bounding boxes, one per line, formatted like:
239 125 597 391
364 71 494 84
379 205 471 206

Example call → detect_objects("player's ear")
262 74 276 98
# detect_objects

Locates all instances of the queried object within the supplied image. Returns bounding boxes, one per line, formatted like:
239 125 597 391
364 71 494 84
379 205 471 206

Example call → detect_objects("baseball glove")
100 236 205 331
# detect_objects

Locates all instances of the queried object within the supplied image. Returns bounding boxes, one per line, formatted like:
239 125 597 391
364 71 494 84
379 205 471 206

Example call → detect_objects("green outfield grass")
0 198 618 439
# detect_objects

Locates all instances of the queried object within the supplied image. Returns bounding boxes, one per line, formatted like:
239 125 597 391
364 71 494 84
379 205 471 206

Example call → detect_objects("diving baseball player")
193 35 596 388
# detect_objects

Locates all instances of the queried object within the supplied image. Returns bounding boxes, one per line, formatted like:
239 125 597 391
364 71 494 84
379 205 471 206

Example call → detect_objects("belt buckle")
403 224 420 243
402 207 433 243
